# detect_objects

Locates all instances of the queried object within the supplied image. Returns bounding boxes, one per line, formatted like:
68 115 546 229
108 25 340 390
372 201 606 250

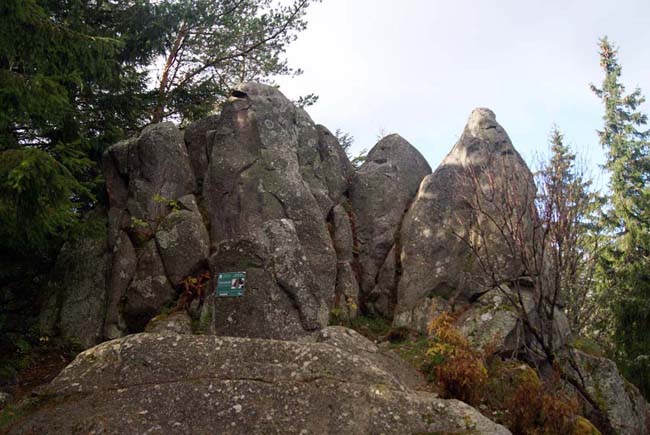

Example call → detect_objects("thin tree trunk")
152 24 187 123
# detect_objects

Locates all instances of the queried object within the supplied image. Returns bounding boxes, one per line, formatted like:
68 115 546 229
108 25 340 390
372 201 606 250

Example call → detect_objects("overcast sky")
275 0 650 178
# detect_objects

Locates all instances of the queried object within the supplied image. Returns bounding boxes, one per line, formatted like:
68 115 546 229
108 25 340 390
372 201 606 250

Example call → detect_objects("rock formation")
390 108 535 332
100 121 204 340
561 349 650 435
203 84 341 338
39 238 110 349
351 134 431 316
7 329 510 435
32 86 649 435
41 83 359 345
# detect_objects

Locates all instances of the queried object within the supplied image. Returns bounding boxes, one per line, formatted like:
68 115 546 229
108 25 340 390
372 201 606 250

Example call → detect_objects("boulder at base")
561 349 650 435
208 219 329 340
7 330 510 435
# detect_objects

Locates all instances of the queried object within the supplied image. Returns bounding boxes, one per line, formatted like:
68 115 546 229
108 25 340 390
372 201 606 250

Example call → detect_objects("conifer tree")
150 0 313 123
591 36 650 398
0 0 314 263
539 128 604 339
0 0 126 261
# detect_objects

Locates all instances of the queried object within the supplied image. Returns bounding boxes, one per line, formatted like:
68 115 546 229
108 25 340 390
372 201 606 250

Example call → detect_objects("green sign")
216 272 246 297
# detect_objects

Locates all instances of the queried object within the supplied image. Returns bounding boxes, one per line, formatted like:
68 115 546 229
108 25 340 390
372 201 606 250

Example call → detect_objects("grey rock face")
453 287 533 355
295 110 335 217
155 209 210 286
351 134 431 316
203 83 337 307
209 238 307 340
184 115 219 189
331 204 354 261
330 204 360 318
261 219 329 329
176 193 201 214
306 326 426 390
10 333 511 435
106 207 129 249
122 240 175 332
97 123 203 342
126 122 196 225
103 122 196 231
366 244 398 317
393 296 452 334
208 220 329 340
334 263 361 320
40 238 110 349
561 349 650 435
103 231 136 340
144 311 192 335
316 125 355 205
394 108 535 331
102 138 132 209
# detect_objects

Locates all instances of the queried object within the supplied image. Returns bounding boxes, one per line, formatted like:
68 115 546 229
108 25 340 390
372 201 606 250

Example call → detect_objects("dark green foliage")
0 0 149 260
0 0 314 261
150 0 314 123
591 37 650 399
0 149 84 256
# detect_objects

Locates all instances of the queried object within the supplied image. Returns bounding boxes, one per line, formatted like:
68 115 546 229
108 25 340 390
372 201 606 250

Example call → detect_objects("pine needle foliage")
591 36 650 398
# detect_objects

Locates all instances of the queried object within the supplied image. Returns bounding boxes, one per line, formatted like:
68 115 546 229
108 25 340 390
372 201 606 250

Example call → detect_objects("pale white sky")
275 0 650 178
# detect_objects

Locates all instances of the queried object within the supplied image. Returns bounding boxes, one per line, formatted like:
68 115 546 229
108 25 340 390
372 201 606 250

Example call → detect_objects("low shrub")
423 311 599 435
426 311 488 406
486 358 593 435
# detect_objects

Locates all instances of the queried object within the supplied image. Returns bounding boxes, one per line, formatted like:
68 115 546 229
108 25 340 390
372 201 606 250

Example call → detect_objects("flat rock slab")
7 332 510 435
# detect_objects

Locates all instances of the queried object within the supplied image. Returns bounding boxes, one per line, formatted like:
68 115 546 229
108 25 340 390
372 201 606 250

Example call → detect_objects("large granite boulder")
96 122 206 343
102 123 196 230
392 296 452 335
260 219 329 329
144 311 193 335
39 238 110 349
315 125 355 205
393 108 535 332
7 332 511 434
102 138 132 209
103 230 136 340
183 115 219 189
203 83 337 307
304 326 427 390
209 219 329 340
351 134 430 316
155 207 210 286
121 240 176 333
454 287 528 355
330 204 360 319
125 122 196 225
451 285 571 357
561 349 650 435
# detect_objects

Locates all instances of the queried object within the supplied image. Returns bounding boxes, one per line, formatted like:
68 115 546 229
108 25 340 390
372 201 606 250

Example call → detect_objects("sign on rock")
216 272 246 297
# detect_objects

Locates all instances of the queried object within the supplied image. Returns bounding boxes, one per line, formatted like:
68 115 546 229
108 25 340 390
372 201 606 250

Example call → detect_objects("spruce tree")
591 37 650 398
1 0 314 263
0 0 125 261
